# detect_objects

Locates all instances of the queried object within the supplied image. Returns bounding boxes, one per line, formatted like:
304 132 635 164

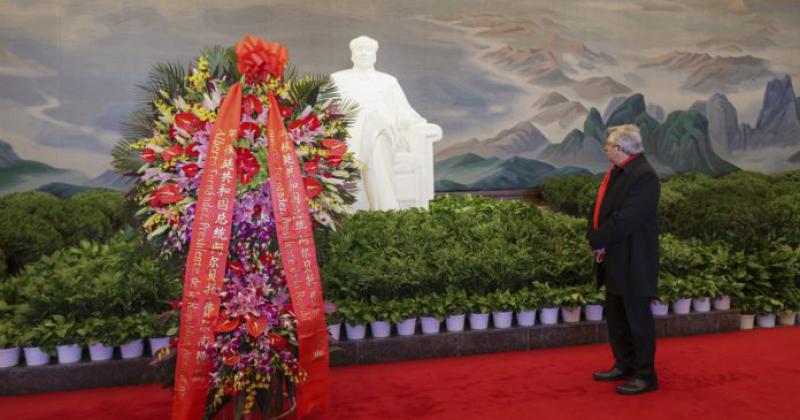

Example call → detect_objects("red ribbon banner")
172 83 243 420
266 92 330 417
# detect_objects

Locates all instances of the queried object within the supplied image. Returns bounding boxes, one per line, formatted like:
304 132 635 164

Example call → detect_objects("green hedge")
0 190 135 274
540 170 800 250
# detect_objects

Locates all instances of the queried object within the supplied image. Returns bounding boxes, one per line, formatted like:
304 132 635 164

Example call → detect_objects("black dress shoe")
593 367 634 382
616 378 658 395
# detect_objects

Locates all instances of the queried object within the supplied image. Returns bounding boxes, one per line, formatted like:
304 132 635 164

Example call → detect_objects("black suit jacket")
587 154 660 296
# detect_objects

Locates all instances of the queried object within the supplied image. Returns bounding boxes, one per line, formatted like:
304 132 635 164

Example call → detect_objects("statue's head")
349 35 378 70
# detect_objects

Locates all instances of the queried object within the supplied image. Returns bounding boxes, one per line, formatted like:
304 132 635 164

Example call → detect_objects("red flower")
215 314 241 333
174 112 201 135
243 94 263 119
239 121 260 139
259 252 274 268
246 315 268 338
169 299 182 311
161 144 184 161
149 184 184 207
303 177 323 198
322 139 347 157
181 163 199 177
283 303 293 315
327 156 342 168
303 160 319 176
279 103 294 120
253 204 262 218
287 113 320 131
185 143 199 158
235 147 260 185
268 332 287 352
168 125 177 141
140 148 157 163
223 354 241 367
235 35 289 84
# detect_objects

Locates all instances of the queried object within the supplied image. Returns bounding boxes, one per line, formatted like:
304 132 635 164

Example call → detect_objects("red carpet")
1 327 798 420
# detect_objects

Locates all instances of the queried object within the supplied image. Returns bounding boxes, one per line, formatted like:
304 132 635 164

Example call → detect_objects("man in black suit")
587 124 661 395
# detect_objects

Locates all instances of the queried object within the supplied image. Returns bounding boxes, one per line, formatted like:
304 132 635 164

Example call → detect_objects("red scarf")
592 153 639 230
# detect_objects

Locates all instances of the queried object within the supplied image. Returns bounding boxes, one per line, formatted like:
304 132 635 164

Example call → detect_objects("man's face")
351 45 377 70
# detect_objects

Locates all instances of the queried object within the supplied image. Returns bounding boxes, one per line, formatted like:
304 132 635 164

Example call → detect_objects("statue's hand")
411 123 442 143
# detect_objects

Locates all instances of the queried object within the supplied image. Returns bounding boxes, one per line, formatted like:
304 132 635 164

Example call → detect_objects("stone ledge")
0 310 741 396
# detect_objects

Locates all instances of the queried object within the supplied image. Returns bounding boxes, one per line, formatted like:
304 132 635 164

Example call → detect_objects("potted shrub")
689 275 718 313
442 288 468 332
417 293 446 335
118 312 155 358
338 299 370 340
47 315 84 364
514 284 548 327
555 286 587 324
81 317 118 361
467 294 491 330
18 322 55 366
713 277 742 311
539 288 560 325
666 276 693 315
489 290 516 329
754 296 783 328
651 281 670 316
583 284 605 322
149 311 178 356
388 298 418 337
0 321 21 368
735 296 757 330
777 289 798 326
367 296 392 338
324 301 343 341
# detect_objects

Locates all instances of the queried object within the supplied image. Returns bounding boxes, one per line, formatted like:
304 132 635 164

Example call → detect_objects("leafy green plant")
116 312 156 344
466 294 491 314
752 295 784 315
553 286 588 308
0 320 18 348
441 288 468 315
416 293 447 321
687 274 721 299
487 289 517 313
79 317 122 346
336 299 372 325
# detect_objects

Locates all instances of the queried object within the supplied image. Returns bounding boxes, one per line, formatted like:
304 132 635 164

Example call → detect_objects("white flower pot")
561 306 581 323
651 301 669 317
327 323 342 341
345 323 366 340
396 318 417 336
420 317 441 335
120 339 144 359
88 343 114 361
469 313 490 330
585 304 604 321
492 311 513 329
516 310 537 327
692 297 711 313
756 314 776 328
672 298 692 315
740 314 755 330
0 347 21 368
56 344 83 364
777 311 796 326
149 337 171 355
24 347 51 366
445 314 466 332
540 307 559 325
370 321 391 338
713 295 731 311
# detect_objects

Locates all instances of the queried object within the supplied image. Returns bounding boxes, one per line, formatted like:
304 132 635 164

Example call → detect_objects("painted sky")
0 0 798 179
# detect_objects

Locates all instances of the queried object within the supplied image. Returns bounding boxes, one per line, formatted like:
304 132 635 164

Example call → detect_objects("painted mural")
1 0 799 196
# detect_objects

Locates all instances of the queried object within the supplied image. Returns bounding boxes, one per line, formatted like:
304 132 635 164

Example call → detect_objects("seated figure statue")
331 35 442 211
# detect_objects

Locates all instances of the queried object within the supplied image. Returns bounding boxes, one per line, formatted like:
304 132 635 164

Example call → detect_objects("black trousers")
605 291 657 380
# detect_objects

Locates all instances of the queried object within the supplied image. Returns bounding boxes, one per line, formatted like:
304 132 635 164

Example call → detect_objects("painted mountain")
740 75 800 150
537 108 608 173
0 139 126 195
434 153 590 191
531 92 587 129
638 51 774 93
690 93 744 155
437 121 550 160
0 139 89 193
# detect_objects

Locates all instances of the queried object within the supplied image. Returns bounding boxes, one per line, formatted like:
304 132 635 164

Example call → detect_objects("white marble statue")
331 35 442 211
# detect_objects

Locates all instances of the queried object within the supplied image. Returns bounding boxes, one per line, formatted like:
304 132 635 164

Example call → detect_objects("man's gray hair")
349 35 379 52
607 124 644 155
